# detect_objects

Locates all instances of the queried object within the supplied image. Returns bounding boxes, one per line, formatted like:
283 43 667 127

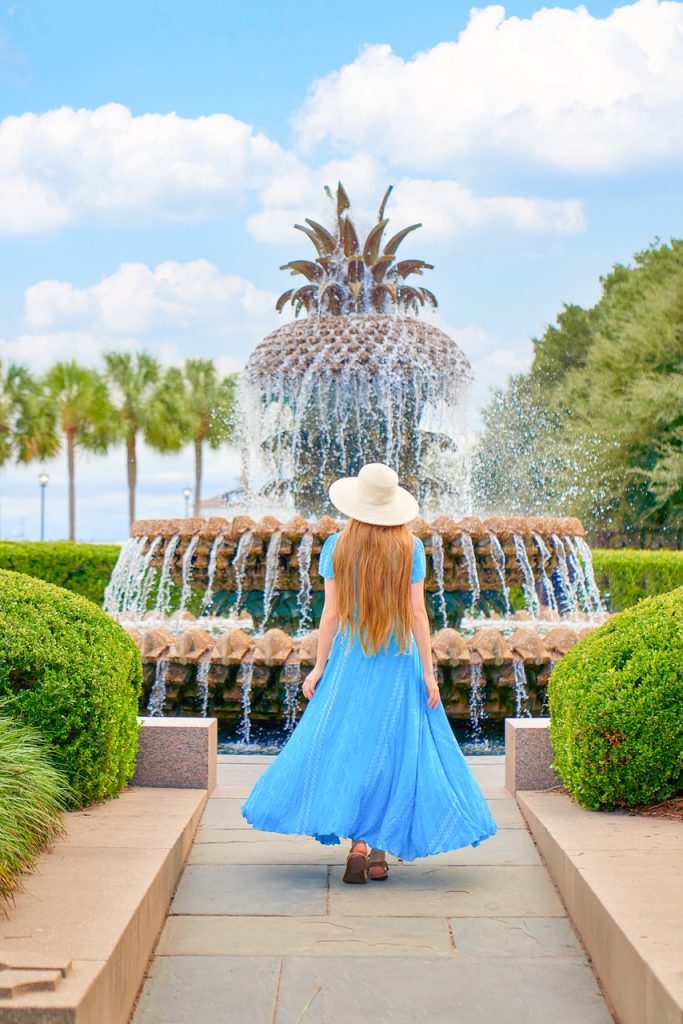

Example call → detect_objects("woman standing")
241 462 497 882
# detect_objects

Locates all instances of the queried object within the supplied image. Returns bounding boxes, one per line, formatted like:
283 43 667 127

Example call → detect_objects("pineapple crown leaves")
276 183 438 318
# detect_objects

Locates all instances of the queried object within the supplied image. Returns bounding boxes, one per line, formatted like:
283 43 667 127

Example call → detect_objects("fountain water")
513 534 540 617
295 533 314 634
231 530 254 615
155 535 181 615
147 660 169 717
459 532 481 610
179 534 200 612
202 534 224 611
513 661 532 718
431 531 448 628
236 661 255 745
195 661 210 718
261 530 283 629
488 532 511 616
468 663 487 742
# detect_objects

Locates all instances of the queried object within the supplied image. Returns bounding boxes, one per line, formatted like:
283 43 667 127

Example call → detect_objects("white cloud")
0 103 300 234
248 173 584 247
1 259 283 371
294 1 683 172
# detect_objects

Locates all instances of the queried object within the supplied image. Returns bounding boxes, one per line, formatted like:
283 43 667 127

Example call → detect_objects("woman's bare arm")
302 578 339 698
411 580 441 708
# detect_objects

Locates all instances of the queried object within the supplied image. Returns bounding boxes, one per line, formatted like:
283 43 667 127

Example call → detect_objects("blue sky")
1 0 681 541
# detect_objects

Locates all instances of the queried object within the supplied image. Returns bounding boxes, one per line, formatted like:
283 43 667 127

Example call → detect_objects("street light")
38 473 49 541
183 487 192 518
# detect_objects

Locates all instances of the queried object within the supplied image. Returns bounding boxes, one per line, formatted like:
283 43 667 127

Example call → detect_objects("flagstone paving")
132 754 615 1024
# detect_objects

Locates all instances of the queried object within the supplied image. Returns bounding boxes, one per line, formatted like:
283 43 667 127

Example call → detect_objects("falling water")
512 534 540 617
281 661 302 735
147 660 169 716
468 663 487 742
488 532 511 617
512 661 532 717
120 536 151 612
155 535 181 615
179 534 200 613
459 531 481 609
532 533 558 613
550 534 578 616
430 532 448 628
202 534 225 612
564 536 591 614
104 536 146 614
236 661 254 744
296 533 314 633
195 661 211 717
137 536 163 614
232 530 254 616
262 530 283 629
573 535 604 613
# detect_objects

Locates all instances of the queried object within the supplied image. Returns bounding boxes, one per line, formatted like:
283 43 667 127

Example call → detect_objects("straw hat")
328 463 420 526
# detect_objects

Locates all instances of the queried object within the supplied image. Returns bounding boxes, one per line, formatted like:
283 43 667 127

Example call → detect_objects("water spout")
155 535 181 615
202 534 225 612
296 533 314 633
261 530 283 629
512 534 540 617
236 661 254 744
512 661 532 717
196 661 210 717
468 663 486 742
179 534 200 613
231 530 254 616
488 532 511 617
430 531 448 628
147 660 169 716
459 531 481 610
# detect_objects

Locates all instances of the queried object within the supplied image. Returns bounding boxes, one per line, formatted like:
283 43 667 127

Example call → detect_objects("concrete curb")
0 787 207 1024
517 789 683 1024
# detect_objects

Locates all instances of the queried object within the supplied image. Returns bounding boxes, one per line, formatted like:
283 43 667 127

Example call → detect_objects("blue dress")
241 531 498 861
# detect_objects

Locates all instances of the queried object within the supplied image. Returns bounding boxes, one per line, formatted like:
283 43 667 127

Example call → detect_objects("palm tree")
180 360 237 515
45 362 114 541
1 362 59 465
104 352 187 528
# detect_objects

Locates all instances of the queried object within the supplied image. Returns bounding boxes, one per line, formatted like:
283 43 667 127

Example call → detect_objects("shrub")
0 541 120 605
591 548 683 611
0 707 72 903
0 570 142 807
548 587 683 810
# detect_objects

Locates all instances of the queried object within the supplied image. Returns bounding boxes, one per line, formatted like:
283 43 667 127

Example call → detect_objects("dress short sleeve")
318 532 339 579
411 536 427 583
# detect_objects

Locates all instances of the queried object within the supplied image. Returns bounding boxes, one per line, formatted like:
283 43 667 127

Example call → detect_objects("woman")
241 462 497 883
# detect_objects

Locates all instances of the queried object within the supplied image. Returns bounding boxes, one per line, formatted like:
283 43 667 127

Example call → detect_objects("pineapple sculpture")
240 183 473 517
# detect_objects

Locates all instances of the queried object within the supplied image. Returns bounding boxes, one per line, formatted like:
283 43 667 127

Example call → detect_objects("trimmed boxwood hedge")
591 548 683 612
548 586 683 810
0 570 142 807
0 541 120 605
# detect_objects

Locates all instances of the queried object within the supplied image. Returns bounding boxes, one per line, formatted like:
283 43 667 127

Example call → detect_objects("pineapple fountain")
106 184 607 749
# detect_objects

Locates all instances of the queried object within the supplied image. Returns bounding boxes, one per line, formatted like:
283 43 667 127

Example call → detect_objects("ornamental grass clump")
548 587 683 811
0 708 72 903
0 570 142 807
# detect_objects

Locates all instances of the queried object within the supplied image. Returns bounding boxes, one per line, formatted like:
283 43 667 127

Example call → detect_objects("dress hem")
240 803 497 863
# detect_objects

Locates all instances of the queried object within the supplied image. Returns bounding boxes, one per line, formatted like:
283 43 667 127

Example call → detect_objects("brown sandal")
367 850 389 881
343 839 368 884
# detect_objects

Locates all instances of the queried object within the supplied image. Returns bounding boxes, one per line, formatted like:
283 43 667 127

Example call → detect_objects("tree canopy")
474 239 683 537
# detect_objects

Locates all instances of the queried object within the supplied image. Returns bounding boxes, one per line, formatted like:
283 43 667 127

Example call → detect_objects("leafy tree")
45 362 115 541
474 239 683 537
1 362 58 466
104 352 187 529
180 360 237 515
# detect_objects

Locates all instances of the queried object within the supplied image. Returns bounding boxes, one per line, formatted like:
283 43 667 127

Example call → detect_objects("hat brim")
328 476 420 526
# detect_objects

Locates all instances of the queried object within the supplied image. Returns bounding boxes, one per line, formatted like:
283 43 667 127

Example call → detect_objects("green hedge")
0 570 142 807
548 587 683 810
0 706 71 902
0 541 120 605
591 548 683 612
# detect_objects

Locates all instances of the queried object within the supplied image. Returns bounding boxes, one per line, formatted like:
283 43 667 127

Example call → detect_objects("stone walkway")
132 755 615 1024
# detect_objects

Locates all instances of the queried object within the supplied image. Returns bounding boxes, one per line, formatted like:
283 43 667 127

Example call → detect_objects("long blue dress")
240 531 498 861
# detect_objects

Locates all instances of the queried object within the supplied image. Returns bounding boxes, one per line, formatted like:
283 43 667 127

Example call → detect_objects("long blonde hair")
333 518 414 656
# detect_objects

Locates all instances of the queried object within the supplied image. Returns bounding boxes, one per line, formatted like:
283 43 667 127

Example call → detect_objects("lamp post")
38 473 49 541
183 487 192 518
